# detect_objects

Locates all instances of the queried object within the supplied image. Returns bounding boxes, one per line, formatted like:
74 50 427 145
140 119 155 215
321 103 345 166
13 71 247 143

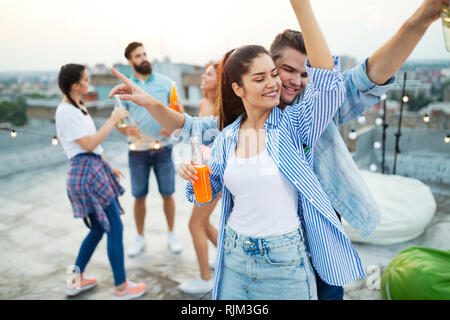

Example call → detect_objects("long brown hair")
215 45 269 130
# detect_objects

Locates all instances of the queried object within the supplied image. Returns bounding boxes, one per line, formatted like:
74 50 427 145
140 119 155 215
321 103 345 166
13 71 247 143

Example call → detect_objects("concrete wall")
0 118 128 178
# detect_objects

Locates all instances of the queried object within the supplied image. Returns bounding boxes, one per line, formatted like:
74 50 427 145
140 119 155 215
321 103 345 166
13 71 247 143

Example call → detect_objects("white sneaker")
208 259 216 270
168 232 182 254
128 235 146 258
179 276 213 295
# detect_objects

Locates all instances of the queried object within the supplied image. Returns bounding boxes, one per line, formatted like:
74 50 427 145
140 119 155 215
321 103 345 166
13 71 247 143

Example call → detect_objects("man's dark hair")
270 29 307 62
124 42 144 60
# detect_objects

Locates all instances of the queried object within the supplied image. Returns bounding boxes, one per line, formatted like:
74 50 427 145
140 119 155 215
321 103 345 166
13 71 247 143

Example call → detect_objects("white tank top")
224 148 300 237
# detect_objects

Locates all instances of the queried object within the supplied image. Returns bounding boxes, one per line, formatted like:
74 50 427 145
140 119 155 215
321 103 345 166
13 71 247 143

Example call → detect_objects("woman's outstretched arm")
290 0 334 70
108 68 186 133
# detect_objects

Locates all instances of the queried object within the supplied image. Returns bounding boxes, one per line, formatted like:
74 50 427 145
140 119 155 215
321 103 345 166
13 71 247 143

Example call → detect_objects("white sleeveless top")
223 148 300 237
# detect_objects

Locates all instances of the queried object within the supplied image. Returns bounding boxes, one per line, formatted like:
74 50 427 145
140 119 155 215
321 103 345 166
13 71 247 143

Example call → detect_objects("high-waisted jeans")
74 198 126 286
218 224 317 300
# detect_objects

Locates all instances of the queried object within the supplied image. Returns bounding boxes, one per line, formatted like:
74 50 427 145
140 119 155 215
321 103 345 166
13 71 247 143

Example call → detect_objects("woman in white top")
55 63 146 300
183 0 365 300
105 1 366 300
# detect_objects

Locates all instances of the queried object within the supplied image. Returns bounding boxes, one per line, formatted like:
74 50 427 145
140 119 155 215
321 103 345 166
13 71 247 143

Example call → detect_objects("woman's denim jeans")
74 198 126 286
218 224 317 300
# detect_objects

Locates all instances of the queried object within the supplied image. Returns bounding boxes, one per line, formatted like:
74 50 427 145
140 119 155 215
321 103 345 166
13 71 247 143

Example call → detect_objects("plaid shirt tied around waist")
67 153 125 232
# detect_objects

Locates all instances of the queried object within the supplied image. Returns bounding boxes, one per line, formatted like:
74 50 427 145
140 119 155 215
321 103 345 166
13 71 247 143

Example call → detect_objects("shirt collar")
265 106 282 129
226 106 281 143
130 73 155 84
225 113 245 143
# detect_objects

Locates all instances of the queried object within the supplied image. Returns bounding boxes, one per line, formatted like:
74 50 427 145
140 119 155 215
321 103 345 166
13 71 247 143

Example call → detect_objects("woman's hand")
179 161 199 184
100 154 124 180
110 106 129 124
108 68 159 107
179 161 213 184
111 165 124 180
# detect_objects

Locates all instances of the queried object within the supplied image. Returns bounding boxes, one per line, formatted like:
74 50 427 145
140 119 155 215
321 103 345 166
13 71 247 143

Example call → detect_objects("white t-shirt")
224 148 300 237
55 102 104 159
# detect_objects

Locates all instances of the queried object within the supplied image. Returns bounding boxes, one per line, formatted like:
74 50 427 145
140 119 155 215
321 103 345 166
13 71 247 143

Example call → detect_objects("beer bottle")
114 95 129 128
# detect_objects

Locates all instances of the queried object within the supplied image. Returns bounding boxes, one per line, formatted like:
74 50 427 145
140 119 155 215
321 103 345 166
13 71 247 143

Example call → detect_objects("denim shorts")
128 146 175 198
218 224 318 300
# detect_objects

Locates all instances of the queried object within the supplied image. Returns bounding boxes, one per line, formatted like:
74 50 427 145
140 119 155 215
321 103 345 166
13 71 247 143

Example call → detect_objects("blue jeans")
74 198 126 286
314 266 344 300
314 209 344 300
128 146 175 198
218 225 317 300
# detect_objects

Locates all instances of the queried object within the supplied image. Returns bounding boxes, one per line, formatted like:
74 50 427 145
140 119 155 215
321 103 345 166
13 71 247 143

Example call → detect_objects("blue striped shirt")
185 56 366 299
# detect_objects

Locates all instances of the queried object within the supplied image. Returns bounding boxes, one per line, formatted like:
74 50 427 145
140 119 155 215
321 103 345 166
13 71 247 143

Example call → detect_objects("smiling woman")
182 0 362 301
216 45 278 131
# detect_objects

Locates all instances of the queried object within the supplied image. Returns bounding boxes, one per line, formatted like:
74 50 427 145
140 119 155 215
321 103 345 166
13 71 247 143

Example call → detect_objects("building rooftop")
0 123 448 300
419 101 450 115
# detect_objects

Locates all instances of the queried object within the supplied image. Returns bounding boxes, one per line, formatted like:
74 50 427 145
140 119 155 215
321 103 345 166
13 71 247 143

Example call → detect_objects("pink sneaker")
65 274 97 297
112 280 147 300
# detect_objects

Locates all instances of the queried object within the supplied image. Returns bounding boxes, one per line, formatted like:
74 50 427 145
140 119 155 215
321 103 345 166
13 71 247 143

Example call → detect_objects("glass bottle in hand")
191 136 212 203
114 95 130 128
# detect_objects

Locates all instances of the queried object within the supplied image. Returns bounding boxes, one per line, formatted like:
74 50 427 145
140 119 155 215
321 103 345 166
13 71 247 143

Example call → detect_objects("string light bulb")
152 140 161 150
374 141 382 149
445 134 450 144
369 164 377 172
348 129 357 140
423 114 430 123
402 96 409 103
51 136 58 146
375 118 383 126
10 129 17 138
128 142 136 150
357 116 366 125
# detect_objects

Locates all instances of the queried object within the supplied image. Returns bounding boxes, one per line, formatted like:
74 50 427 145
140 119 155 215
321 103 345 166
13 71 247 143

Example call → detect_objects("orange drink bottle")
191 136 212 203
193 164 212 203
170 82 180 112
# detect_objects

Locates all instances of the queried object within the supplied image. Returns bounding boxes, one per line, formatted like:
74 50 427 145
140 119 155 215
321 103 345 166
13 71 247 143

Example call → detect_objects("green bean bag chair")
381 246 450 300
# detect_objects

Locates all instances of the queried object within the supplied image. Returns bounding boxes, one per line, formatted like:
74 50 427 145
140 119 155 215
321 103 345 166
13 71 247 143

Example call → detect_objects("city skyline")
1 0 449 71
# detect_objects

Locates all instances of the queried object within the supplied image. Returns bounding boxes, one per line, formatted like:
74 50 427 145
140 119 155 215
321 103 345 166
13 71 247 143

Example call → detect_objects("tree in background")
0 96 27 126
407 93 433 112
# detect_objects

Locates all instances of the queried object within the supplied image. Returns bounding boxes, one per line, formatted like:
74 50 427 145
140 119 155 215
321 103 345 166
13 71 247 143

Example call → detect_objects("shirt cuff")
305 55 343 91
352 57 396 96
170 113 192 144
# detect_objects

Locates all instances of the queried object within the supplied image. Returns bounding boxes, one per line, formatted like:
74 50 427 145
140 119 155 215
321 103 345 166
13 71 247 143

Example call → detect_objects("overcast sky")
0 0 448 71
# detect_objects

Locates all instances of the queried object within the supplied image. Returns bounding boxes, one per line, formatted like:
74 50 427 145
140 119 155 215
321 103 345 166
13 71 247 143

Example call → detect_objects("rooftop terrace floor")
1 141 448 300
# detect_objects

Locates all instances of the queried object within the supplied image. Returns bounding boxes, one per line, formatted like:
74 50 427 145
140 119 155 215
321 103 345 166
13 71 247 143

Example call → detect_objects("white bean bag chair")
342 171 436 245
